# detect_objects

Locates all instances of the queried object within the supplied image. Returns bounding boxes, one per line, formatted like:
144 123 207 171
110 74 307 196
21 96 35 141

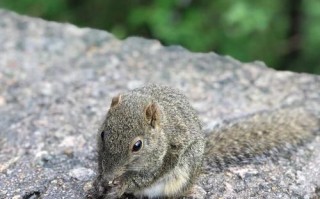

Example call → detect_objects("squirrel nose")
103 167 125 184
101 160 125 182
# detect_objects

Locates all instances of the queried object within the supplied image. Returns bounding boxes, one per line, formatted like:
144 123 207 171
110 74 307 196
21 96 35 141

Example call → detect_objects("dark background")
1 0 319 74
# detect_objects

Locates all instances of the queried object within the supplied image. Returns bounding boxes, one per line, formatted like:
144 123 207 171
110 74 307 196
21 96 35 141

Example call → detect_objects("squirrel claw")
105 182 127 199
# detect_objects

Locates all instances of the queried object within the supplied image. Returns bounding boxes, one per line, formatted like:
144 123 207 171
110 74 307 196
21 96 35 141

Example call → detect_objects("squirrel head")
98 93 168 183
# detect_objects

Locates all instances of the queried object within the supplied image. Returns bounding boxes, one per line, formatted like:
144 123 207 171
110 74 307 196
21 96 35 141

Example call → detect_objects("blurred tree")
0 0 69 20
0 0 319 74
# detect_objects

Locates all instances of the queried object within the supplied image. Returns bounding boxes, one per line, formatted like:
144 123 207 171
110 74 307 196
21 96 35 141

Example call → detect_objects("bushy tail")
204 102 320 169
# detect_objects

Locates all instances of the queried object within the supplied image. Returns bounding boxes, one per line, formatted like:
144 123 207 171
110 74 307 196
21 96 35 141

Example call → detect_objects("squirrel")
92 84 320 199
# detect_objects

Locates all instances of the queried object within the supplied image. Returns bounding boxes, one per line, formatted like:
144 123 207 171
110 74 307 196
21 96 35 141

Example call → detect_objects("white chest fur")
135 164 190 198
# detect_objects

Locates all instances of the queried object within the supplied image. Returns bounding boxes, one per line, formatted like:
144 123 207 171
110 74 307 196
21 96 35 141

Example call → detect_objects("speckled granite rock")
0 9 319 199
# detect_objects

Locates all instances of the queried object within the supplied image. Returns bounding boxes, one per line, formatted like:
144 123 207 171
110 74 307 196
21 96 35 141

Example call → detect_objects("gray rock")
0 9 319 199
69 167 95 182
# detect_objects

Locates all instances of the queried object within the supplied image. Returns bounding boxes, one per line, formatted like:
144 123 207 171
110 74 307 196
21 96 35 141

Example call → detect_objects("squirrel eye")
132 140 142 152
101 131 105 140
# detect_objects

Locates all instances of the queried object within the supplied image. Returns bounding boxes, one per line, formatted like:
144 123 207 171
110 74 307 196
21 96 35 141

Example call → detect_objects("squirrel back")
205 103 320 169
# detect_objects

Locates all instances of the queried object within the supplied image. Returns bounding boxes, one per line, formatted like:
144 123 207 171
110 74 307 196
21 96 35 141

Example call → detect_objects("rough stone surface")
0 9 319 199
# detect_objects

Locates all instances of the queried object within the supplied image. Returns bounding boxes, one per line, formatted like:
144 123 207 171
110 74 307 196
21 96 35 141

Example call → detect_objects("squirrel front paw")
87 179 128 199
105 187 119 199
105 181 128 199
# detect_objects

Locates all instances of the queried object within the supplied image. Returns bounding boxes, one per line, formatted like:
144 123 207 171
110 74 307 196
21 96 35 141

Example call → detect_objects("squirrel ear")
145 102 160 128
110 94 122 108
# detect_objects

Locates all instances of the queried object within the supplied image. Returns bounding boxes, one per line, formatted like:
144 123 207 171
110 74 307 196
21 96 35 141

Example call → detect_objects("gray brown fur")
205 105 320 169
95 85 319 198
96 84 205 198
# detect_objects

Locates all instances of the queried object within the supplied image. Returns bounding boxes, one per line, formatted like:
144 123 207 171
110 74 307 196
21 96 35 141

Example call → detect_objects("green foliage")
0 0 68 20
303 0 320 74
0 0 319 74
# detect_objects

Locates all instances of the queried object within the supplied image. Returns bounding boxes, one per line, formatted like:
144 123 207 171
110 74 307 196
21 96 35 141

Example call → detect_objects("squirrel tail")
204 101 320 169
